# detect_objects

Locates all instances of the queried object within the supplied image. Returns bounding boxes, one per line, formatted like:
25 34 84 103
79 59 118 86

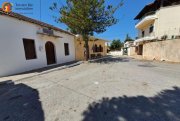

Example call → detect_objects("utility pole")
40 0 41 21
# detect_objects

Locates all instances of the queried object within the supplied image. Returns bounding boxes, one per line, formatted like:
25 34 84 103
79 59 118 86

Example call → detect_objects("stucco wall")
128 47 136 56
138 22 155 38
75 37 107 61
136 5 180 40
0 15 75 77
143 39 180 62
109 51 122 56
157 5 180 38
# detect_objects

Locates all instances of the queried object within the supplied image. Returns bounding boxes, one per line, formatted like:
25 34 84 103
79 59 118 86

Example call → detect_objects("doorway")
45 41 56 65
138 44 143 55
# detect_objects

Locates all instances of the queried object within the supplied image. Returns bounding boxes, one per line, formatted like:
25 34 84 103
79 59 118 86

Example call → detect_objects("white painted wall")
156 5 180 38
137 5 180 40
124 41 135 48
0 15 75 77
110 51 123 56
138 23 155 38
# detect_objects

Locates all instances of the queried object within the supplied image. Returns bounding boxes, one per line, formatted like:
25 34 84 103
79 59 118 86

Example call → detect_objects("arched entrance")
45 41 56 65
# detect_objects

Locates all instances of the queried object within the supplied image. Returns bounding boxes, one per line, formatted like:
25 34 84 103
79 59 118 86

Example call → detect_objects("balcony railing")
138 32 155 39
135 32 156 43
135 36 157 44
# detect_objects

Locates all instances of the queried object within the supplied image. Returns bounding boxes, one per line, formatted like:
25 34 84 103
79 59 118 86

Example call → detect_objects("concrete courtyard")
0 56 180 121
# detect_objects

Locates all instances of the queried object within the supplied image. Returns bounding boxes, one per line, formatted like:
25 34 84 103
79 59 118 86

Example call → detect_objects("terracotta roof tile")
0 8 74 36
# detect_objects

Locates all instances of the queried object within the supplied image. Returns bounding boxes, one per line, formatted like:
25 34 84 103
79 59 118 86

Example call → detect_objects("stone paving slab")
0 61 83 83
0 56 180 121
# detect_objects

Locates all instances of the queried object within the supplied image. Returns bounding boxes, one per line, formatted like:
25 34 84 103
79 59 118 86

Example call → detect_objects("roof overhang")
0 8 74 36
135 0 180 20
135 15 157 29
134 2 158 20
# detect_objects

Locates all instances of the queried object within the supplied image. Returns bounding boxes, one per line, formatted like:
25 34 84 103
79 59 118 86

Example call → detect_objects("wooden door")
45 42 56 65
138 45 143 55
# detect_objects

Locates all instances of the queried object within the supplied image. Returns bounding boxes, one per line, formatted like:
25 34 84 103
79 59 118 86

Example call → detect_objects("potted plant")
175 35 180 39
161 35 168 40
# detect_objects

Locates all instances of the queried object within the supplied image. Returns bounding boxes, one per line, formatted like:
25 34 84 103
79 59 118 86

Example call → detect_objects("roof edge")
0 8 74 36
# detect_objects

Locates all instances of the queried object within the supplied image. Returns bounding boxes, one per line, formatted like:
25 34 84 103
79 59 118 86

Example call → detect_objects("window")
101 47 103 52
97 46 100 52
99 45 103 52
149 25 154 33
23 39 37 60
142 31 145 37
64 43 70 56
94 44 98 52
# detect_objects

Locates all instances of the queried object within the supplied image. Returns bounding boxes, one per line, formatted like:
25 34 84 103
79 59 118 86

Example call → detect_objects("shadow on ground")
90 57 131 64
10 61 78 76
138 62 157 68
0 61 79 78
82 87 180 121
0 80 44 121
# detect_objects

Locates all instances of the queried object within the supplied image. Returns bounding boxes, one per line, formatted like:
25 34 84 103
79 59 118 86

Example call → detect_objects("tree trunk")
83 35 89 61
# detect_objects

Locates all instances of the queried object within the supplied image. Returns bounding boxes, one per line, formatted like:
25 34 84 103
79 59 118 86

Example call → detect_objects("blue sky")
0 0 154 41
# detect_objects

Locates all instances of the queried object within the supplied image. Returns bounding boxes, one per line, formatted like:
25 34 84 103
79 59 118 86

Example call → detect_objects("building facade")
123 41 136 56
135 0 180 55
75 35 108 61
0 9 75 77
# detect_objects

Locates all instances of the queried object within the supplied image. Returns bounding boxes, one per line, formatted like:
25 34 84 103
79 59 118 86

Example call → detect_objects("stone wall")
143 39 180 62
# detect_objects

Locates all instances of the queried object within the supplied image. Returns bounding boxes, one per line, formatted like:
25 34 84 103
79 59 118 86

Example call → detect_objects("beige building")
75 35 108 60
135 0 180 55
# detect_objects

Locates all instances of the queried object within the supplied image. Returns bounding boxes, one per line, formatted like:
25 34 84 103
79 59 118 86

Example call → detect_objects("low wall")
143 39 180 62
128 47 136 56
110 51 123 56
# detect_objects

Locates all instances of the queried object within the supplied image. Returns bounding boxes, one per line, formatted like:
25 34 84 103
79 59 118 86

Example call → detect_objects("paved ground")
0 61 82 82
0 56 180 121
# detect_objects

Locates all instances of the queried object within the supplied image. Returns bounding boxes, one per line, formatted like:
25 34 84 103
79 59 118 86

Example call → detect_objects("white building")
124 41 135 48
123 41 136 56
0 9 75 77
134 0 180 55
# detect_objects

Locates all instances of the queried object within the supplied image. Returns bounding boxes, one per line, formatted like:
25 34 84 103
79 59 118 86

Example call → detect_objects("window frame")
99 45 103 52
23 38 37 60
149 25 154 33
142 31 145 37
94 44 98 52
64 43 70 56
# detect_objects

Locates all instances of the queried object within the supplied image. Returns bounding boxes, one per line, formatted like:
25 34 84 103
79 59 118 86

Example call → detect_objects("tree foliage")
110 39 123 51
50 0 123 60
124 34 134 43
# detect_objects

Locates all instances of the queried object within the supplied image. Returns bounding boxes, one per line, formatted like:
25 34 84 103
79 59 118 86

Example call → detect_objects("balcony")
135 36 157 44
135 11 157 29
